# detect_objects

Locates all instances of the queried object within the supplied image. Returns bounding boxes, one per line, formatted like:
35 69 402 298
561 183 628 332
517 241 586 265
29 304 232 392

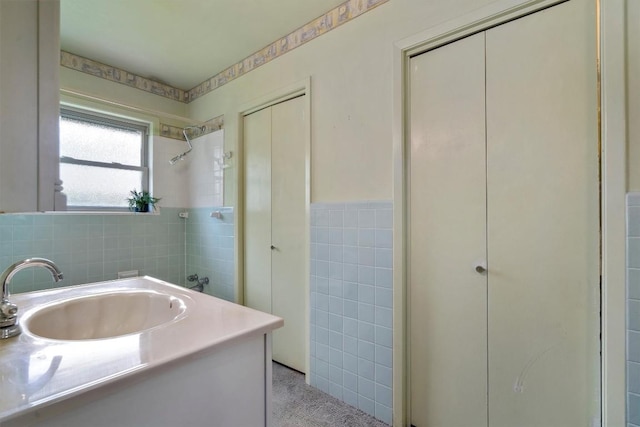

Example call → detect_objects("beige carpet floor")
272 362 389 427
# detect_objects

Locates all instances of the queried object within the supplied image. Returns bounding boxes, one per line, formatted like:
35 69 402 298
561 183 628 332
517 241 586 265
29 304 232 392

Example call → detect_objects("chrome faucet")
186 274 209 292
0 258 63 339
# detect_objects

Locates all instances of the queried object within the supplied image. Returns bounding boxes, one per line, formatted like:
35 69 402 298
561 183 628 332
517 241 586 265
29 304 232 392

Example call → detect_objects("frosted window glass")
60 117 142 165
60 164 143 208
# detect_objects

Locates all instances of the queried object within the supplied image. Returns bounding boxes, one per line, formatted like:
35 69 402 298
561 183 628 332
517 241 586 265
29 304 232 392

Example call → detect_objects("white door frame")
235 77 312 381
599 0 627 424
391 0 626 425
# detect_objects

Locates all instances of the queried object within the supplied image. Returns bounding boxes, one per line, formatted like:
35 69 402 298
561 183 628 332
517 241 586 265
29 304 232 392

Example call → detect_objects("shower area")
169 125 207 165
167 125 236 301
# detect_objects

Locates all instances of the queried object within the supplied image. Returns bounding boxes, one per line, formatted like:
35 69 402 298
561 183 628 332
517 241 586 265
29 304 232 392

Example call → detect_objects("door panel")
243 96 307 373
408 1 599 425
271 96 307 372
409 33 488 427
243 107 272 315
485 1 599 425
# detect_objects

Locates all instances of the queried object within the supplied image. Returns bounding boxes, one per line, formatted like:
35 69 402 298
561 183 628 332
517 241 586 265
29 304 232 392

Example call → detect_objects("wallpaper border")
60 0 389 103
186 0 390 102
159 115 224 140
60 51 187 103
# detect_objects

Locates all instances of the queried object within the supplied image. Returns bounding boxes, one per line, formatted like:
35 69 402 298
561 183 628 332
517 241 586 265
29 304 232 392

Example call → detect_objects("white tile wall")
310 201 393 425
185 130 225 208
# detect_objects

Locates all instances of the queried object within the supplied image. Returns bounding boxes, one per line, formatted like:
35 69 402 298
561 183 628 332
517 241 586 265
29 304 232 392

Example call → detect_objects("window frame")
59 107 150 211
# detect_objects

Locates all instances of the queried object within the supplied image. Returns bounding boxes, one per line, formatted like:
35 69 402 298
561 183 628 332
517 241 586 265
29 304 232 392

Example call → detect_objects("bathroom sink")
22 290 188 340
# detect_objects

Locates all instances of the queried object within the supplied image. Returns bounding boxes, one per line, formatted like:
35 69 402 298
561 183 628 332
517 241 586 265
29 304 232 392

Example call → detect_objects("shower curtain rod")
60 87 204 125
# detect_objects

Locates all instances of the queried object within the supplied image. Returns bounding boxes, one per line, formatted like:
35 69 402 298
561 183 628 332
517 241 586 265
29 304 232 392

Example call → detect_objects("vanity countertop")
0 276 283 422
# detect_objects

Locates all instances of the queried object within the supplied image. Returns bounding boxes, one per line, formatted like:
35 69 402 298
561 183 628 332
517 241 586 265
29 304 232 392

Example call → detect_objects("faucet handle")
0 299 18 329
0 299 17 318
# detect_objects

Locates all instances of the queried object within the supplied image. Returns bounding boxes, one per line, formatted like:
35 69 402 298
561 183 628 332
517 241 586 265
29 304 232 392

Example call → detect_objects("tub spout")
0 258 63 339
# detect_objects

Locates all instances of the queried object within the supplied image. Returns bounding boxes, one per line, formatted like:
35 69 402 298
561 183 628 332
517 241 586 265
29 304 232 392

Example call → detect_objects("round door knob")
475 265 486 274
271 245 277 250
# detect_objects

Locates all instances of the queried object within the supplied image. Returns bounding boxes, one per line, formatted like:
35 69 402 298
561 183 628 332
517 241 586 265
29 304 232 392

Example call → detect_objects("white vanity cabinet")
4 334 274 427
0 0 61 213
0 277 283 427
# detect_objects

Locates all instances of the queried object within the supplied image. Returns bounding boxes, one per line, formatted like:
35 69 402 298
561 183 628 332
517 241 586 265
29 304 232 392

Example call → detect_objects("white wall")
151 131 224 209
186 0 496 204
184 130 225 208
628 0 640 191
150 130 225 209
151 135 190 208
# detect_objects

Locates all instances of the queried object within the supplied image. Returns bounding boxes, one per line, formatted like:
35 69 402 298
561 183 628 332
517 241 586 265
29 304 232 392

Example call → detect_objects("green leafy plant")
127 189 161 212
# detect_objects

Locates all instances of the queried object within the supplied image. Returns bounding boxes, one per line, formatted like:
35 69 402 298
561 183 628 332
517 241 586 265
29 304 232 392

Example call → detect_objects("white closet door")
271 96 307 372
409 32 488 427
243 96 307 373
243 107 273 315
485 1 599 425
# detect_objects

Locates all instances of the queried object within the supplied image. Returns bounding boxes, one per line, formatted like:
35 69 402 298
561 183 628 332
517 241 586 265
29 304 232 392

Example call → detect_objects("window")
59 108 149 210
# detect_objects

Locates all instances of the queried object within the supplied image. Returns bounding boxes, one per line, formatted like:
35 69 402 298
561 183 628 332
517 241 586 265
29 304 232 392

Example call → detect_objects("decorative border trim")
61 51 187 103
187 0 389 102
159 115 224 140
60 0 389 104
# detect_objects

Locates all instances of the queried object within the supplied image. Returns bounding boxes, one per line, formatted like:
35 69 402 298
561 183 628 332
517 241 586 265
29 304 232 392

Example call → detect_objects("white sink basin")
22 290 188 340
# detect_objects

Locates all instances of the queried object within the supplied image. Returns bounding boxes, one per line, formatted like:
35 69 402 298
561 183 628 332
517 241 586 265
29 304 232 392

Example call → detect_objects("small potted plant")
127 189 161 212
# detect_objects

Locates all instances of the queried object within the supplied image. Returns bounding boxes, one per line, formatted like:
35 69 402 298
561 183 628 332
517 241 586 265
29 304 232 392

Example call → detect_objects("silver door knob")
475 265 486 274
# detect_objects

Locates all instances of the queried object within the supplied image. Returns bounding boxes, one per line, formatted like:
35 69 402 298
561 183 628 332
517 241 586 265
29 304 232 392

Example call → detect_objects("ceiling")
60 0 346 90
